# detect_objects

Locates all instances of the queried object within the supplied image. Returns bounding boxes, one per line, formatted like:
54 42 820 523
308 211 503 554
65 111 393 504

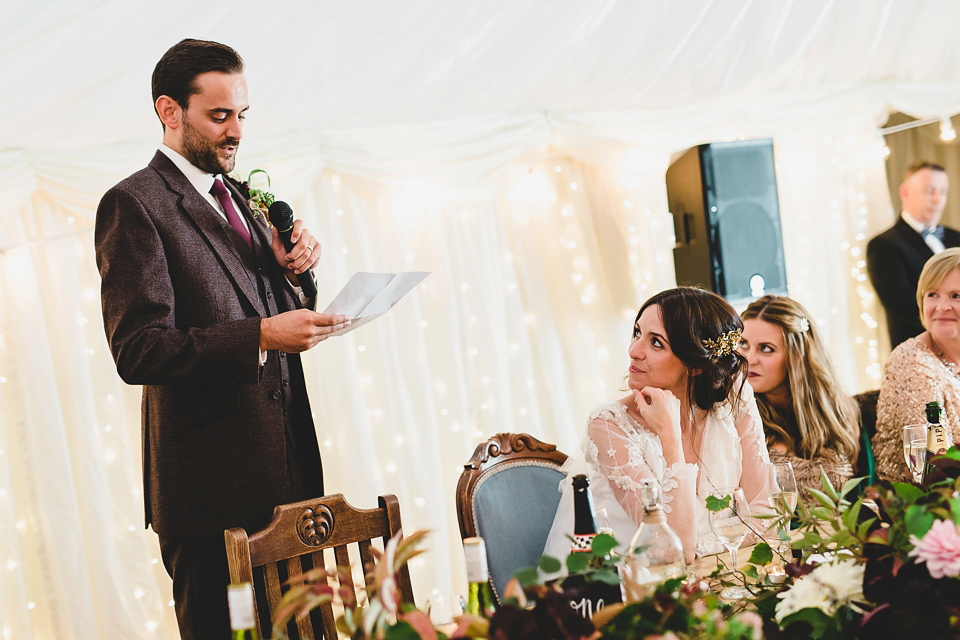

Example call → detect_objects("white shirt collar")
158 144 221 197
901 210 935 234
156 144 247 231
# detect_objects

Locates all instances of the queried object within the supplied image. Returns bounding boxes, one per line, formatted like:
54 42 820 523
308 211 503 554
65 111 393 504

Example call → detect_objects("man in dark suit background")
95 39 350 639
867 161 959 349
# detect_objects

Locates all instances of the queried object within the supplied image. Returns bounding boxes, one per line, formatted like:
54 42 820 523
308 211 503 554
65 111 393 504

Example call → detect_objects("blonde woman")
739 295 860 494
874 248 960 482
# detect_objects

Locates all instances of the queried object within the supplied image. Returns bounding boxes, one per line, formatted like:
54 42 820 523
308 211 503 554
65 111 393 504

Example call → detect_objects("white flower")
812 559 865 601
775 559 865 622
775 574 831 621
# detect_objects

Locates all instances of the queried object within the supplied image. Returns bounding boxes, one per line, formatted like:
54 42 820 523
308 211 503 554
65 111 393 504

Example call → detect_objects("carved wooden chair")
456 433 568 603
224 493 414 639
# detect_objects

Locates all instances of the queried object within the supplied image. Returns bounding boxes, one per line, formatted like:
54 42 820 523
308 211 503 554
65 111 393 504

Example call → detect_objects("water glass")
708 487 751 599
902 424 927 483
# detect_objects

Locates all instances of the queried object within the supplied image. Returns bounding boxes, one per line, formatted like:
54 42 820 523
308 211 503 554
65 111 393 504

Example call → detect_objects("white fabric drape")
4 1 960 637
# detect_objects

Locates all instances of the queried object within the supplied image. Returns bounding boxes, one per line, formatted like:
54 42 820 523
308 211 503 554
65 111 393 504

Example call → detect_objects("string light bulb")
941 116 956 141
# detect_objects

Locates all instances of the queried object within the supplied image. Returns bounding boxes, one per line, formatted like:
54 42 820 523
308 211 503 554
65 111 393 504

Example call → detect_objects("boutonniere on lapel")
230 169 275 222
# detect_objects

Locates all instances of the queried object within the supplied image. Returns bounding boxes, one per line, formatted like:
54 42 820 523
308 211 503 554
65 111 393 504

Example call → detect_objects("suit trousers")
159 534 232 640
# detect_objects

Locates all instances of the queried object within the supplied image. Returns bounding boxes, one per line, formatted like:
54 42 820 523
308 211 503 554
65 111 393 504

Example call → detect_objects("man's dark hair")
904 160 946 182
151 39 243 124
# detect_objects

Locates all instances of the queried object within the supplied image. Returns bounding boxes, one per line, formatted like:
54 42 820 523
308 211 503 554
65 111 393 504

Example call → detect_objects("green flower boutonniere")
232 169 275 221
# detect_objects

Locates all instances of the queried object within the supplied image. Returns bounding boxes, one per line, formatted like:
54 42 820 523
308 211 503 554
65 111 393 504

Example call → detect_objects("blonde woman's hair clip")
797 317 810 333
701 328 743 358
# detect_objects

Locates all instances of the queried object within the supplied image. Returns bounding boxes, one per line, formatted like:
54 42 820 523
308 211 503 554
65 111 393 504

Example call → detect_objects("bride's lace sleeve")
734 383 773 514
586 412 699 562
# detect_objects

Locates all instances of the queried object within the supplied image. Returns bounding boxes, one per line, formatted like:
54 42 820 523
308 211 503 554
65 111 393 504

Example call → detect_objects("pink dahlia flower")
909 519 960 579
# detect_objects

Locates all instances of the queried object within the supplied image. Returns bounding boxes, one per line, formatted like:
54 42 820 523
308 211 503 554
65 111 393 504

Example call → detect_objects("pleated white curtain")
5 1 960 637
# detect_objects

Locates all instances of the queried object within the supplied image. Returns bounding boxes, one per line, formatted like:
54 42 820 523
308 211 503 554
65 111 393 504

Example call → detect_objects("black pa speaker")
666 139 787 306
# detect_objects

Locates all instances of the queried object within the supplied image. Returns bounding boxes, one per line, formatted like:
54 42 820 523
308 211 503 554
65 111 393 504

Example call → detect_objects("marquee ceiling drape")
3 1 960 637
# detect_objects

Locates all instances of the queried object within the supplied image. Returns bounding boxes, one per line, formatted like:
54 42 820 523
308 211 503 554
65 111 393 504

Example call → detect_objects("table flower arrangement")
709 450 960 639
271 448 960 639
272 529 760 639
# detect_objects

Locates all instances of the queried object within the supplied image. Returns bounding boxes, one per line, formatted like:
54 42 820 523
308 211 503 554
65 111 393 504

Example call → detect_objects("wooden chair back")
456 433 568 602
225 493 414 639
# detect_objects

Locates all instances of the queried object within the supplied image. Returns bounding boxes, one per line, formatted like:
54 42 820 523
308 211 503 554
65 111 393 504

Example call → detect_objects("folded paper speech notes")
322 271 430 335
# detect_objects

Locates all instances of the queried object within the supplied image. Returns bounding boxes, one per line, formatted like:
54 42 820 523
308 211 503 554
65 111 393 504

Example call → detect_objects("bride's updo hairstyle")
637 287 746 412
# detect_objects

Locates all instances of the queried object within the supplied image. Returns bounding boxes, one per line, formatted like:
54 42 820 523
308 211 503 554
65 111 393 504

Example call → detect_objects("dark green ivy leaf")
566 551 591 574
591 533 618 557
538 554 562 574
706 494 731 511
748 541 773 566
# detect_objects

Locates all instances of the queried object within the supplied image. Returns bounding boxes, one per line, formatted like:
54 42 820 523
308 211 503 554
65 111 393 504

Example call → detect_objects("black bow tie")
922 226 945 242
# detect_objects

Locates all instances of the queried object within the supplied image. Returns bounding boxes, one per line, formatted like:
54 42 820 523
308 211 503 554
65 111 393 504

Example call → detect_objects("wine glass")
426 592 464 627
708 487 751 599
902 424 927 483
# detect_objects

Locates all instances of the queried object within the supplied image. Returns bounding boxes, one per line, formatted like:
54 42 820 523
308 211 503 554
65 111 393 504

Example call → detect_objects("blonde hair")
916 248 960 329
741 295 860 460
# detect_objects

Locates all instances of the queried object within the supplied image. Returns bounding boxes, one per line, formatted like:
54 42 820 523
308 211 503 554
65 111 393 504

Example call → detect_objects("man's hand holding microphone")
259 201 350 353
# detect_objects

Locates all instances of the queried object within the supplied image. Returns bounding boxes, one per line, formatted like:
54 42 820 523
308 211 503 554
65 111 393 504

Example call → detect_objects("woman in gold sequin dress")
874 248 960 482
739 296 860 498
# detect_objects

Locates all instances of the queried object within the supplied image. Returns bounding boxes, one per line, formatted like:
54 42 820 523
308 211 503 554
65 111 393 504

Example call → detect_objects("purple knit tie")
210 177 252 249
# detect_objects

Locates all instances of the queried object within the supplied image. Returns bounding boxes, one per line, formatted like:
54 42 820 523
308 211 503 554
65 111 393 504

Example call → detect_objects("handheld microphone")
267 201 318 299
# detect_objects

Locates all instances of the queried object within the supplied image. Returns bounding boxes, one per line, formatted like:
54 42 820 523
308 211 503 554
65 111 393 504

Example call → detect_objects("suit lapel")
895 217 934 261
225 176 303 308
224 176 274 250
149 152 267 317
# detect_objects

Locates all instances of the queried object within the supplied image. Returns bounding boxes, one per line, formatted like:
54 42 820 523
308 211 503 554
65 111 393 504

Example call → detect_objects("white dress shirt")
158 145 251 235
902 210 946 254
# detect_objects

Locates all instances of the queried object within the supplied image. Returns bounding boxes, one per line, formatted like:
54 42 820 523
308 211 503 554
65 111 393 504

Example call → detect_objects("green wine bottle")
924 400 950 480
227 582 257 640
570 474 598 557
462 537 496 618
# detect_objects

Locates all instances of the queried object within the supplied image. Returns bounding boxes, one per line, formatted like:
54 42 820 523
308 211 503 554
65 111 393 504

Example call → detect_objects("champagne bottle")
227 582 257 640
924 400 950 479
570 474 598 556
626 481 686 586
563 475 623 616
463 537 496 618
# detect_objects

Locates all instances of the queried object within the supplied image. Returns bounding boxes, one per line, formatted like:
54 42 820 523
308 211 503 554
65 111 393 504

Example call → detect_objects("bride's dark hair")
636 287 746 412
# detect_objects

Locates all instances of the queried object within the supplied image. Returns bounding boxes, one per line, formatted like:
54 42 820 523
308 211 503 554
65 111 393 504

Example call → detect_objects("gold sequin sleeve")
769 449 853 503
873 337 960 483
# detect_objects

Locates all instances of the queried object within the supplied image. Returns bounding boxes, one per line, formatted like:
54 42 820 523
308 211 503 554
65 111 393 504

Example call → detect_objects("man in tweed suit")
95 39 350 639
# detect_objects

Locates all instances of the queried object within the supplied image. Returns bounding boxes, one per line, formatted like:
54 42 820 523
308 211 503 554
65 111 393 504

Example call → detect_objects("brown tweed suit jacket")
95 151 322 538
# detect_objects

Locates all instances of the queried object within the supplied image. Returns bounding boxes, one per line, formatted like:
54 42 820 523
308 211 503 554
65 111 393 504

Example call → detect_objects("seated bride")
543 287 772 564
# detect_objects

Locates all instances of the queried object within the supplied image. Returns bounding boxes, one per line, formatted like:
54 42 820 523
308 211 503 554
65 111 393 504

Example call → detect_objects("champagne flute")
708 487 751 599
768 461 798 566
902 424 927 483
768 461 799 519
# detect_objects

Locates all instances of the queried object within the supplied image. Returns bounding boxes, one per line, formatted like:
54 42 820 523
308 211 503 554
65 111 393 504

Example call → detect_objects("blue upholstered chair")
456 433 568 603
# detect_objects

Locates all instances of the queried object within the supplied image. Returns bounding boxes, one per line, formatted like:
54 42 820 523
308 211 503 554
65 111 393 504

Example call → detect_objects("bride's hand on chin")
633 387 683 459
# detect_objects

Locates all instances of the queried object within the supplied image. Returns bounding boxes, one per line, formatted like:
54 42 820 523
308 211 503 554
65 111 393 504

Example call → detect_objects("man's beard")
180 117 239 175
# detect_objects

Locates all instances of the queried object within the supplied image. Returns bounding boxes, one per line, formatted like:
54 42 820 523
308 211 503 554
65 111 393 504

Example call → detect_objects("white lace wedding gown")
543 383 771 562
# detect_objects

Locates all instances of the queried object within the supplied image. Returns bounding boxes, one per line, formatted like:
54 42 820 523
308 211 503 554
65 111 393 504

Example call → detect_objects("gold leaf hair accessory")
701 328 743 358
